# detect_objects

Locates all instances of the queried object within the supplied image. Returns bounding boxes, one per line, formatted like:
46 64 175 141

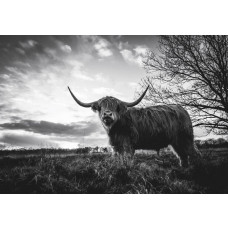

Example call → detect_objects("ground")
0 148 228 193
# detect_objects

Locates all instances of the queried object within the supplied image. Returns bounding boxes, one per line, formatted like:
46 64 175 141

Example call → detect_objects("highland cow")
68 86 200 167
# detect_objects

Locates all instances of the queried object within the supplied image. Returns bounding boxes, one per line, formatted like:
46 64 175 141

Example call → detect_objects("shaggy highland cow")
68 86 200 167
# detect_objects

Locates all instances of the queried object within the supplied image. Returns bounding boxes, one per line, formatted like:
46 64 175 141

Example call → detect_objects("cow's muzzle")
102 111 114 126
102 117 114 126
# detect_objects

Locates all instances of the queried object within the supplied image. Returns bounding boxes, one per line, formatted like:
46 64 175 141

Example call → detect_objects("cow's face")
91 97 127 130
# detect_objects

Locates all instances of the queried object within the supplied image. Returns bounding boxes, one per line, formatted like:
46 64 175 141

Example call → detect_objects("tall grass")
0 150 228 193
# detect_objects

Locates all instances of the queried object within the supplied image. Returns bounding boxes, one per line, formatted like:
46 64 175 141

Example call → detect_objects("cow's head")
68 86 149 131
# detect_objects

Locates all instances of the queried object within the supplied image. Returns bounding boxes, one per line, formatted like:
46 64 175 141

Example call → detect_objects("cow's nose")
104 111 112 117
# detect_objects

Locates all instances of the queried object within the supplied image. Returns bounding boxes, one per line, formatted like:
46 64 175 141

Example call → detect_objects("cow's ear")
117 103 127 113
91 102 100 112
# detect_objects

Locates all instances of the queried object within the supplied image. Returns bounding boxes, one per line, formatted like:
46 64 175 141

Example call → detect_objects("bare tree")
141 36 228 134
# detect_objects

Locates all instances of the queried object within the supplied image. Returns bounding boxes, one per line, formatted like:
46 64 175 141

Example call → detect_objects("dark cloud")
0 119 102 137
0 36 73 78
9 116 22 121
0 118 106 148
0 133 58 148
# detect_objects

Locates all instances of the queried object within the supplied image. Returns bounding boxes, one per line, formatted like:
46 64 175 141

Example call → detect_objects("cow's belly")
134 135 170 150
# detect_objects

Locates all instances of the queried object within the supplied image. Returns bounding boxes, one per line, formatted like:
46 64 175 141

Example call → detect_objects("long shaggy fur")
68 86 200 166
71 91 201 167
105 103 200 167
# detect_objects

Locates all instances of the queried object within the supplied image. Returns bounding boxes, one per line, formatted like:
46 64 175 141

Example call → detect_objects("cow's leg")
171 144 189 167
173 139 203 167
112 137 135 165
121 140 135 166
112 145 130 165
125 146 135 159
178 153 189 167
121 137 134 157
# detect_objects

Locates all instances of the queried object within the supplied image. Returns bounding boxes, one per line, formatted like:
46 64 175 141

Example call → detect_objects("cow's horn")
68 87 97 108
123 86 149 107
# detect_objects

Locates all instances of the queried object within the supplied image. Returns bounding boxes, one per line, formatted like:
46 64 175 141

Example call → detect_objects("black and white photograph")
0 35 228 194
1 1 228 228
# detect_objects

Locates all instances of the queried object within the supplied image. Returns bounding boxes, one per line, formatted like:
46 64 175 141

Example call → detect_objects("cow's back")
128 104 193 150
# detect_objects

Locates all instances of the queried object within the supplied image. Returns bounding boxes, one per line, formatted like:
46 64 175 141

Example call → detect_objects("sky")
0 35 205 149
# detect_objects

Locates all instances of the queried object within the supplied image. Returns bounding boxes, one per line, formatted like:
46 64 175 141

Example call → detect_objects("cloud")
97 48 113 58
56 40 72 54
5 66 19 74
73 73 93 81
15 47 26 55
60 44 72 53
73 72 108 82
120 49 136 64
120 45 148 66
0 74 10 79
134 46 148 55
44 47 58 59
74 73 93 81
94 38 113 57
128 82 138 89
93 87 122 97
69 60 94 81
0 104 28 123
0 119 101 137
117 41 130 50
19 40 38 49
0 116 107 148
94 73 107 82
0 74 10 86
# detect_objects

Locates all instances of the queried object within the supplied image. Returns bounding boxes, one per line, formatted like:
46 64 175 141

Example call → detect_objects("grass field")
0 148 228 193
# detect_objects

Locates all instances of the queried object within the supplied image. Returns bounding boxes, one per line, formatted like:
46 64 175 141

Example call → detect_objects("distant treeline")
0 147 111 157
195 138 228 149
1 138 228 156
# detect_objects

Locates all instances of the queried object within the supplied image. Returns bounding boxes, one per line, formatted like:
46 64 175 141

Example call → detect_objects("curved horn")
123 86 149 107
68 86 97 108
